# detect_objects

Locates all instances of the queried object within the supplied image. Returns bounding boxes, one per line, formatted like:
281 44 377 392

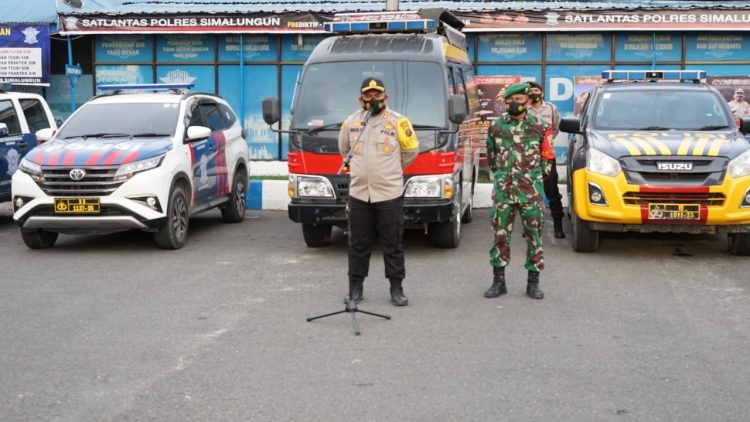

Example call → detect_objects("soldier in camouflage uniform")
484 83 553 300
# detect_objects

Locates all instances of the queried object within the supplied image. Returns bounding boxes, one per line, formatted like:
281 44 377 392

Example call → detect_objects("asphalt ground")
1 203 749 421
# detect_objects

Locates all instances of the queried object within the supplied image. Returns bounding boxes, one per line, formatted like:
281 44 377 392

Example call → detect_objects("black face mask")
362 98 386 114
506 101 526 116
529 93 542 103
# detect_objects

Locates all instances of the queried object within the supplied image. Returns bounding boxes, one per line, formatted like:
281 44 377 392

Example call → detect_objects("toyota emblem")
69 168 86 181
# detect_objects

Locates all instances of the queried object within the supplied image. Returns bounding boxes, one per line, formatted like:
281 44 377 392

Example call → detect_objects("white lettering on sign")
550 77 573 102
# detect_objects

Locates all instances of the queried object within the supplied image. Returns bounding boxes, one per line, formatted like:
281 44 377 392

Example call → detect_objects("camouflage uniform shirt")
486 113 550 204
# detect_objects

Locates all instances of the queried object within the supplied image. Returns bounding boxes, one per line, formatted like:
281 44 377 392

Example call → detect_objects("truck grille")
329 175 350 201
623 191 725 206
37 166 124 197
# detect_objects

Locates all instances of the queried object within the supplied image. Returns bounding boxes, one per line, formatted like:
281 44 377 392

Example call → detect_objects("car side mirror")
262 97 280 125
560 117 582 134
448 94 467 124
0 123 8 137
35 127 55 143
740 117 750 135
186 125 211 141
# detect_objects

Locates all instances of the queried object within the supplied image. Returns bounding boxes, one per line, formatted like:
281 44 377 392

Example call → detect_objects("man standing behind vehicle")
526 81 565 239
728 88 750 119
484 83 553 300
338 78 419 306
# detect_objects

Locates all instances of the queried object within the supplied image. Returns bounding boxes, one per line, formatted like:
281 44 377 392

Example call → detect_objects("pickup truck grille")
623 191 725 206
37 166 124 197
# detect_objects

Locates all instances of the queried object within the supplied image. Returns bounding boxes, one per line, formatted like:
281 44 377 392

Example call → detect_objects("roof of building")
61 0 750 15
0 0 113 24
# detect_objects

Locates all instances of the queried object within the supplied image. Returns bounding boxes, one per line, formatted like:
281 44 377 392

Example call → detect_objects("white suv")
12 84 250 249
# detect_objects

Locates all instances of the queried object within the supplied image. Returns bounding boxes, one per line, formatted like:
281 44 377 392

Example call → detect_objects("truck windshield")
293 61 446 129
592 89 733 131
57 103 179 139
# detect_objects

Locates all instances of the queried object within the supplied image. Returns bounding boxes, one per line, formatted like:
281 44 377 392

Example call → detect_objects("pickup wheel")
221 170 247 223
727 233 750 255
21 229 58 249
461 174 474 224
429 185 461 248
302 223 332 247
154 184 189 249
570 196 599 252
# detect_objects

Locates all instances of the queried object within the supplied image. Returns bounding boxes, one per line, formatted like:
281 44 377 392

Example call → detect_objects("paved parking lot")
1 204 749 421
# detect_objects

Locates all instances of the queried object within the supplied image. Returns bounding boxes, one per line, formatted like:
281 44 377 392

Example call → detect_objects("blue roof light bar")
324 19 436 34
97 83 195 92
602 70 706 82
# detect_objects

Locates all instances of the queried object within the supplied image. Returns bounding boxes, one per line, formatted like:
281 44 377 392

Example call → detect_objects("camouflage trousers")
489 201 545 272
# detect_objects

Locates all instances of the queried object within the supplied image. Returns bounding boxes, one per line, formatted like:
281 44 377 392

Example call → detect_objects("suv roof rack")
602 70 705 84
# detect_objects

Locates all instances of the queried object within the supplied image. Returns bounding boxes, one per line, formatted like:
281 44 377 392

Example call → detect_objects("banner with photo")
706 76 750 121
0 25 50 85
573 76 604 117
468 75 522 166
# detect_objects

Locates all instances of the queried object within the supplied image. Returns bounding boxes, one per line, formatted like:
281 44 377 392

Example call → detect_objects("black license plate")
54 198 101 214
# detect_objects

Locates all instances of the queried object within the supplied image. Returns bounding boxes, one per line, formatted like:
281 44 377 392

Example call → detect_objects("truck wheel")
154 184 189 249
429 186 461 248
570 199 599 252
461 187 474 224
221 170 247 223
21 229 58 249
727 233 750 255
302 223 332 247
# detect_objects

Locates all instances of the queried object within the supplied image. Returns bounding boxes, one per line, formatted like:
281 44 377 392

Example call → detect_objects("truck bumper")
288 199 455 225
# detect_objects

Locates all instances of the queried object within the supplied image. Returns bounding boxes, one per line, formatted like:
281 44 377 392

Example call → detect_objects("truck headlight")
587 147 621 177
114 155 165 181
294 175 335 198
728 149 750 178
19 158 44 181
404 175 453 198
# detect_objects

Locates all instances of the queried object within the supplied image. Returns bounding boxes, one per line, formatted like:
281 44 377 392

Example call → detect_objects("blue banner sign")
477 33 542 62
0 25 50 85
156 34 214 62
95 35 154 62
546 33 611 62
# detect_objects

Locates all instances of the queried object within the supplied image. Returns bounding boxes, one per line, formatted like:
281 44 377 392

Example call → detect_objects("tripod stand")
307 297 391 336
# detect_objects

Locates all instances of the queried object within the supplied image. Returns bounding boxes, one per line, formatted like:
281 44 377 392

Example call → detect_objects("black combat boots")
553 218 565 239
484 266 507 298
389 279 408 306
526 271 544 299
348 277 364 304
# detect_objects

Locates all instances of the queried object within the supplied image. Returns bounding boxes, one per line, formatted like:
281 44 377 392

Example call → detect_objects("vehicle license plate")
647 203 699 220
54 198 101 214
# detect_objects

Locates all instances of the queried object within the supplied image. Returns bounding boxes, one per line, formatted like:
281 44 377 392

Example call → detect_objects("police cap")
503 82 531 99
361 78 386 93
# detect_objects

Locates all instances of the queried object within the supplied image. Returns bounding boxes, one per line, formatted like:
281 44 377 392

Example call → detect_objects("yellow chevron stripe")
632 137 657 156
692 138 709 156
615 139 641 156
677 137 693 156
646 137 671 155
707 136 726 156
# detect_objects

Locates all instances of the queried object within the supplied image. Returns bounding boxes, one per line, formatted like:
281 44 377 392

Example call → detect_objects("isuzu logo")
69 168 86 181
657 162 693 171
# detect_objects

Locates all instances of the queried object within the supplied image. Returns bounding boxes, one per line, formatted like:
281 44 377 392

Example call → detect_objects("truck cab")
263 9 480 248
561 70 750 255
0 89 57 202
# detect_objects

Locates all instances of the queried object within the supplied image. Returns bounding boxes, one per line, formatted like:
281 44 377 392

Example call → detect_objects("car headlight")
114 155 165 181
728 149 750 178
19 158 44 181
294 175 334 198
404 175 453 198
587 147 621 177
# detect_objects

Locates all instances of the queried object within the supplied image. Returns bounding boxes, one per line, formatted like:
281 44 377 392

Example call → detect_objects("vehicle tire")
727 233 750 256
20 229 58 249
221 170 247 223
461 176 474 224
429 185 461 248
302 223 332 247
570 198 599 252
154 184 189 249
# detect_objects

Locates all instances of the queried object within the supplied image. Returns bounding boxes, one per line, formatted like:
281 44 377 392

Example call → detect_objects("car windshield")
57 103 180 139
592 89 733 131
292 61 446 129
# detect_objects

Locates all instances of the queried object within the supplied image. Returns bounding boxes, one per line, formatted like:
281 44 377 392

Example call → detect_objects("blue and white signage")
156 34 214 62
685 33 750 61
95 35 154 62
477 33 542 62
546 33 611 62
0 25 51 85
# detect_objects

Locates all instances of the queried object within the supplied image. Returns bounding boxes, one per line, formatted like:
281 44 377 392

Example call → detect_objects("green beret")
503 82 531 99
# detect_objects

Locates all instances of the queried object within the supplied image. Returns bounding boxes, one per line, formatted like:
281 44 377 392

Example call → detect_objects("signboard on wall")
156 34 214 62
0 25 50 85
